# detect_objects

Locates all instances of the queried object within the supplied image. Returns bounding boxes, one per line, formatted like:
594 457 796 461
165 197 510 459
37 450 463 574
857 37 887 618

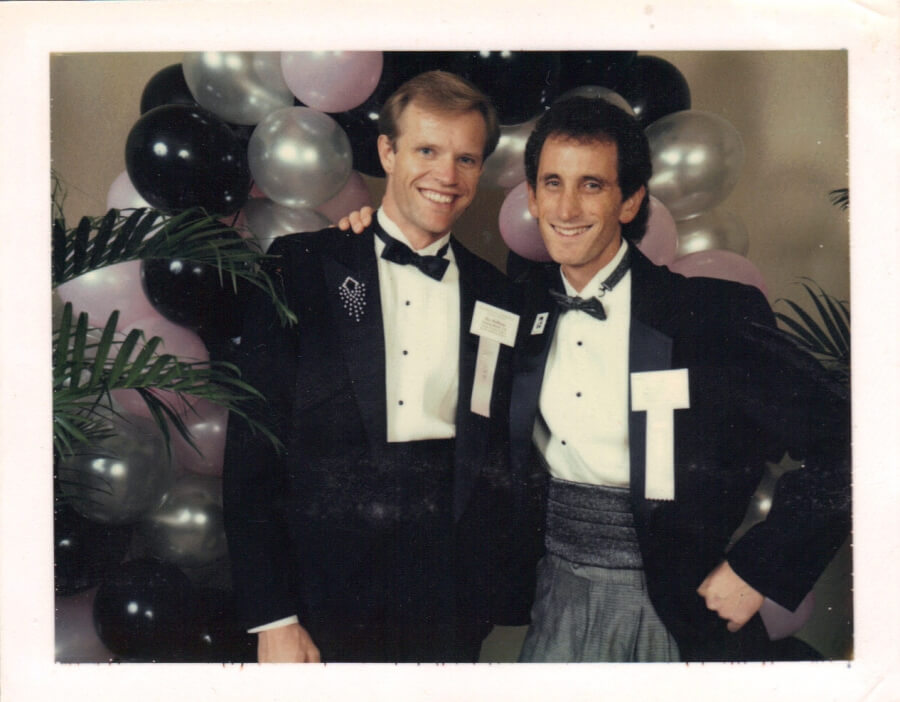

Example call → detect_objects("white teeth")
421 190 454 204
553 225 589 237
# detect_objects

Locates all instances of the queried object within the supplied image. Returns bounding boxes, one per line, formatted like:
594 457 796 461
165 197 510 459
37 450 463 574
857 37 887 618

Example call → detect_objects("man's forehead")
538 134 619 171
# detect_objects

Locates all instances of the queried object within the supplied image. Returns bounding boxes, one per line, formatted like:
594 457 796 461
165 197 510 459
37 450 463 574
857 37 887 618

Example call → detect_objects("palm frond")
51 205 297 327
829 188 849 211
53 303 282 459
774 279 850 385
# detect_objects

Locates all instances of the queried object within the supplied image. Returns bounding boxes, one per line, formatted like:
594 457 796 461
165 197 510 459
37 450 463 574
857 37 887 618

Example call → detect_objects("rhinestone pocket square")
338 276 367 322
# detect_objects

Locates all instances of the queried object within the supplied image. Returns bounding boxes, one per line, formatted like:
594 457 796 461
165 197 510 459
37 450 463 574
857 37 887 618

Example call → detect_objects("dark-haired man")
223 71 536 663
510 96 850 661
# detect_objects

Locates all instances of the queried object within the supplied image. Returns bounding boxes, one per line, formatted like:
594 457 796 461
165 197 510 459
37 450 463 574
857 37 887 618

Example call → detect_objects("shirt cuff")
248 615 299 634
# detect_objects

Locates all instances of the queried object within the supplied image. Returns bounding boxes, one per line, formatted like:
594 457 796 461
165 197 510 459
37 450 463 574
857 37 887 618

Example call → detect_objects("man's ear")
377 134 395 175
619 185 646 225
526 183 539 219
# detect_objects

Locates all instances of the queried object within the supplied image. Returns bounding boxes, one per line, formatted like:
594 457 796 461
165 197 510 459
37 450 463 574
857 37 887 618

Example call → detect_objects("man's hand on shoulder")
337 206 375 234
257 622 321 663
697 560 764 633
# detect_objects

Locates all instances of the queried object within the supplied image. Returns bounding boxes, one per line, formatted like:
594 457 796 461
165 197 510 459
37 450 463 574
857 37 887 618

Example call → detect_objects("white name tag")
469 302 520 418
470 301 519 347
630 369 690 501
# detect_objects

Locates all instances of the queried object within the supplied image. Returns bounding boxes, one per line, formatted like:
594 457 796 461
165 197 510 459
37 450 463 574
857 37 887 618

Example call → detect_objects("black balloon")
141 254 245 344
331 52 449 177
443 51 562 125
54 504 133 596
558 51 638 92
187 588 256 663
615 55 691 127
125 104 251 215
333 107 385 177
140 63 197 114
93 558 196 661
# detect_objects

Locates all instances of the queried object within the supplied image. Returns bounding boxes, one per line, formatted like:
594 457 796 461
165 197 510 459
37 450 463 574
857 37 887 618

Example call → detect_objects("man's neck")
380 201 447 251
560 238 626 294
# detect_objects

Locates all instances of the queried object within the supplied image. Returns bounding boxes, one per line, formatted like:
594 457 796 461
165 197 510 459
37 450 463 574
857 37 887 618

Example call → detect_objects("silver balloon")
244 198 331 252
182 52 295 126
676 208 749 257
57 415 175 525
248 106 352 209
647 110 745 220
481 116 538 190
56 588 115 663
134 474 228 569
556 85 635 116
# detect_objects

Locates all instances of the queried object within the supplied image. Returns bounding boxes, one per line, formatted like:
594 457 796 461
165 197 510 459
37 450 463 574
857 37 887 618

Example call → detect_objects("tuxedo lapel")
627 249 676 501
510 265 561 471
321 227 387 448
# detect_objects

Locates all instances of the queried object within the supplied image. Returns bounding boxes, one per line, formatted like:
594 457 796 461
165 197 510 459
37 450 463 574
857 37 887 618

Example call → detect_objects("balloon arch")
56 50 772 663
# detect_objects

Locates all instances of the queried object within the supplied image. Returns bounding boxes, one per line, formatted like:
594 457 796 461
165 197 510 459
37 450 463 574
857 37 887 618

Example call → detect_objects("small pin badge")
531 312 549 335
338 276 366 322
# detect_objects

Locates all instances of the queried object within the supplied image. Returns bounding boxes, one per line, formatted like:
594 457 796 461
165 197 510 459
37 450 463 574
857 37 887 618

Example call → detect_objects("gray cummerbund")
545 478 643 569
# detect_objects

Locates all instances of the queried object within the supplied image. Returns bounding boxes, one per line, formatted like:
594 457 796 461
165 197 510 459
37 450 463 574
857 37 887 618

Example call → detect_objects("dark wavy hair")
524 96 652 242
379 70 500 161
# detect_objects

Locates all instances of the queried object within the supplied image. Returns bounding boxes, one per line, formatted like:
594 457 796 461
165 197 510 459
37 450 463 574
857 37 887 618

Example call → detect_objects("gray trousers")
519 479 680 663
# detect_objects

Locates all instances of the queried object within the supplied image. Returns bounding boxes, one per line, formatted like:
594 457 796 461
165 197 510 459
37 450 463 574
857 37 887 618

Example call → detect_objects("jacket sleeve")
716 288 851 610
222 238 303 630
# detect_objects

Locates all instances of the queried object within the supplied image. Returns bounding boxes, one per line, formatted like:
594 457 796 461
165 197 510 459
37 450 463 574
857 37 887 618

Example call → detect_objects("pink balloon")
171 398 230 477
110 315 209 419
56 260 158 329
759 592 815 640
316 171 373 224
667 249 768 297
498 181 552 262
106 170 150 210
637 195 678 265
281 51 383 113
55 588 115 663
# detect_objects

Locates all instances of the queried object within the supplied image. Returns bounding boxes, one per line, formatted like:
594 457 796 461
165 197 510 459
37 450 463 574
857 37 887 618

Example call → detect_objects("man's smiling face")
528 135 644 292
378 101 486 250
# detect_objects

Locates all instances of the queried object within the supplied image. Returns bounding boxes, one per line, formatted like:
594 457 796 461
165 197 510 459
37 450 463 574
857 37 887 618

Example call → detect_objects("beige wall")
51 51 849 314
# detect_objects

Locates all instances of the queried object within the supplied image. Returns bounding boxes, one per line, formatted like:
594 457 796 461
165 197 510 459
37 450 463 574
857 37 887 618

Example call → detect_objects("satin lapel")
320 228 386 448
510 265 562 471
452 242 485 519
627 249 675 499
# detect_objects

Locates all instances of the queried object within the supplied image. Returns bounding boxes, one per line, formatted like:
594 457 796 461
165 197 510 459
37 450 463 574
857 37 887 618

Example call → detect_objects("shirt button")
402 350 408 356
398 400 404 406
405 300 411 306
561 440 567 446
576 391 582 398
577 341 583 346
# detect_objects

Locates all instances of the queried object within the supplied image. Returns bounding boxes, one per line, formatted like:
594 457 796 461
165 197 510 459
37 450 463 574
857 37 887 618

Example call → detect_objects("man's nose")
558 188 580 219
433 154 458 183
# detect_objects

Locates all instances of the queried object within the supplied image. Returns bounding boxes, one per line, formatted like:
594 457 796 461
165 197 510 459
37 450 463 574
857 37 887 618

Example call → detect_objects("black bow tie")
374 227 450 281
549 290 609 320
550 246 632 321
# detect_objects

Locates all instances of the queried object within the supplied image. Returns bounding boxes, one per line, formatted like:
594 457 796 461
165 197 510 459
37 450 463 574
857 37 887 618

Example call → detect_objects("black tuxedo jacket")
510 247 850 660
223 222 535 634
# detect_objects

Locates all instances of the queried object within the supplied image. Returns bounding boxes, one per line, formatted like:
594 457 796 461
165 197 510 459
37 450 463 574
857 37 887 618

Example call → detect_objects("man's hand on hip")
257 622 321 663
697 560 764 633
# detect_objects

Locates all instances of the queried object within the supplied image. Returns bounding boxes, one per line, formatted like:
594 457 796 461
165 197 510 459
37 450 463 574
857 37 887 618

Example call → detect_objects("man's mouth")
419 188 456 205
551 224 590 238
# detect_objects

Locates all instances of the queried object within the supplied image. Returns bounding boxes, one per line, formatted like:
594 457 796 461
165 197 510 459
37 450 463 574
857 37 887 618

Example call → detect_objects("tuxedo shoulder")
266 227 353 257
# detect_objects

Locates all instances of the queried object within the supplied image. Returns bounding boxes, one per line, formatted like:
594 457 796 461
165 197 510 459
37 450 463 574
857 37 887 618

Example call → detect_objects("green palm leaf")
53 303 282 459
52 205 296 327
774 279 850 384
